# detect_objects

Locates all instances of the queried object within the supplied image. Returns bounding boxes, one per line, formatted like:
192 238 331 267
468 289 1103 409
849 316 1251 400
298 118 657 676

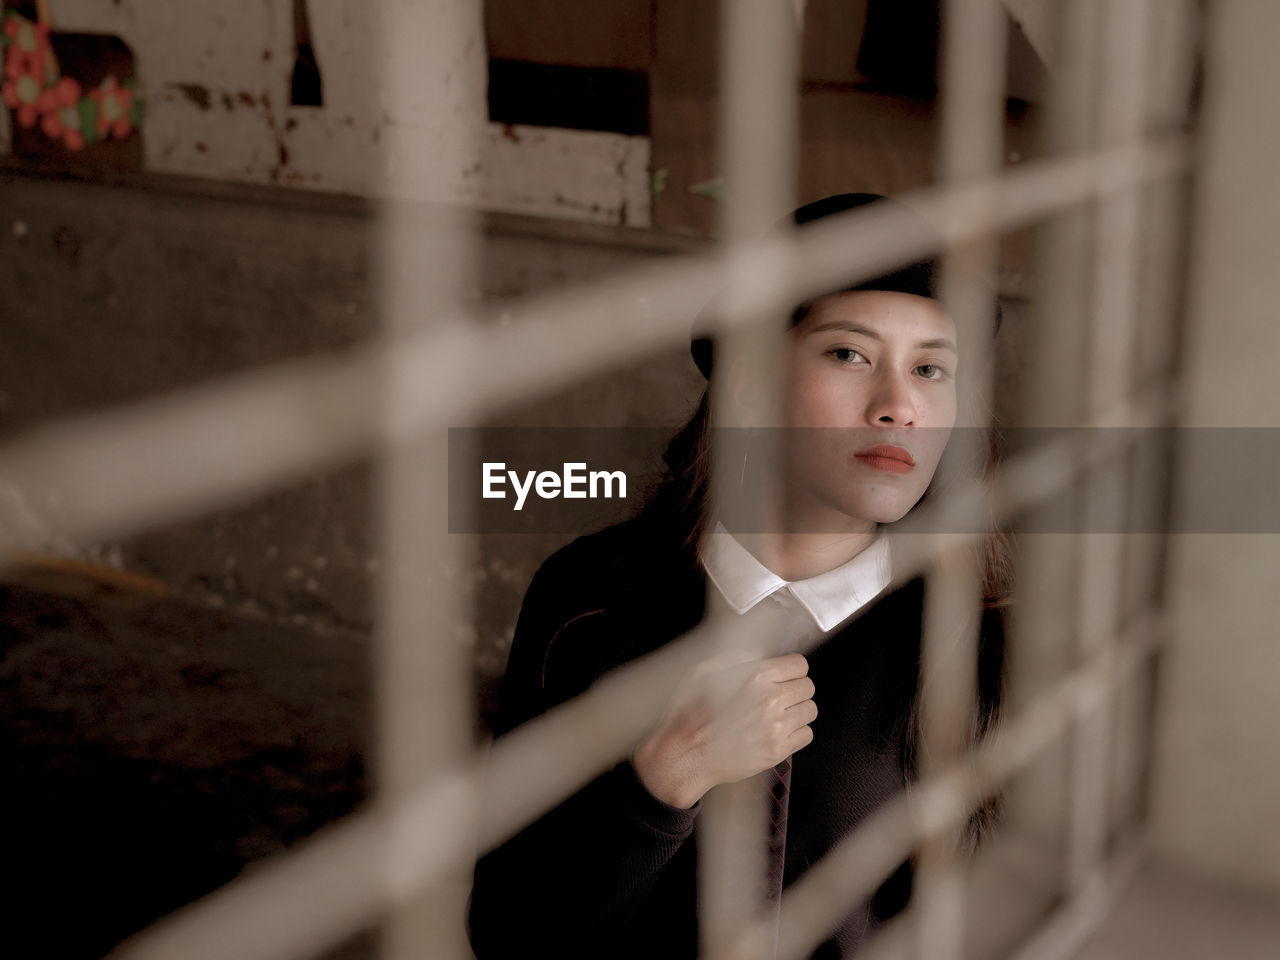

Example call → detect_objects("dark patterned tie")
739 593 808 908
763 756 792 901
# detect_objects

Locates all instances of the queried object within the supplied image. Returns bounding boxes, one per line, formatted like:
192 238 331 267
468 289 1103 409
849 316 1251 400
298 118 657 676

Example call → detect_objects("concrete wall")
0 167 692 728
1151 0 1280 895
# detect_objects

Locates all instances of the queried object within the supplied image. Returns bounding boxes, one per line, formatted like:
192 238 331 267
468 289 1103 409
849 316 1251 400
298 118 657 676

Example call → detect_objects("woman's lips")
854 445 915 474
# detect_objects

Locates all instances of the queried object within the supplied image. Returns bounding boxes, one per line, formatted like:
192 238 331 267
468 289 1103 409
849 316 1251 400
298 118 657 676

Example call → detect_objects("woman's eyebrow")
807 320 958 353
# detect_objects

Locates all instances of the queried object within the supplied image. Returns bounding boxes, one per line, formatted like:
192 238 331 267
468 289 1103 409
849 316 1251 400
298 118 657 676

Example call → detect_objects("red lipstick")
854 444 915 474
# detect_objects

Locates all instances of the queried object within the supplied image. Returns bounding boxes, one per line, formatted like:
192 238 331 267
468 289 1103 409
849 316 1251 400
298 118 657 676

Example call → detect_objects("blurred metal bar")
1112 0 1199 842
372 3 484 958
916 2 1007 958
914 539 984 960
1067 0 1150 899
0 139 1191 566
703 0 797 955
374 216 477 956
717 0 796 244
996 0 1105 900
939 0 1008 187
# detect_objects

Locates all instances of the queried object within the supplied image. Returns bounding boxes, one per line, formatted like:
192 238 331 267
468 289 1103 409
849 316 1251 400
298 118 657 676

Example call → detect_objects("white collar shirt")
701 521 894 637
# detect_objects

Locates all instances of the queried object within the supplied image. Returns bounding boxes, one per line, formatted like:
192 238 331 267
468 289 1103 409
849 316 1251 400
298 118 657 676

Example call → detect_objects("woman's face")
779 289 959 531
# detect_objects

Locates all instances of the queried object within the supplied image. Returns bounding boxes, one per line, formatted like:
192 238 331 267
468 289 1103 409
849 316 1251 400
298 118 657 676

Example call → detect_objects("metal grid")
0 0 1208 958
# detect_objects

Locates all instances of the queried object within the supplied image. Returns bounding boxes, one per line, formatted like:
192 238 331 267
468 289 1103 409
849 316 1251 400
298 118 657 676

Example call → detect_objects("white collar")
701 521 894 633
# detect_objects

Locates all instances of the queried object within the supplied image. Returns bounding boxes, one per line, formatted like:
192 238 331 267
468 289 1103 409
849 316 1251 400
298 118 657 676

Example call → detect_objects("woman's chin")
833 495 924 529
779 481 929 532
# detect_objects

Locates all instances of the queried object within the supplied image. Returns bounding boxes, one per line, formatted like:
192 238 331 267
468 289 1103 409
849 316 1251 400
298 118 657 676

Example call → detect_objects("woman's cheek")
794 376 867 428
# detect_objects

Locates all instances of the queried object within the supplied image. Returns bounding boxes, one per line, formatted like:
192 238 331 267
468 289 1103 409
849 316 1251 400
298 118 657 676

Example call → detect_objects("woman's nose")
866 371 917 425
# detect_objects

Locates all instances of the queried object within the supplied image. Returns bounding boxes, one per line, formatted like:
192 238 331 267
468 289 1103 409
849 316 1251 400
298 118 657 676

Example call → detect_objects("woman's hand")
632 652 817 809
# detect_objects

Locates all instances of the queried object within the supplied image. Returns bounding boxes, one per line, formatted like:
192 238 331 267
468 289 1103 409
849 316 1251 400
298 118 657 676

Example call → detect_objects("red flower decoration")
3 16 52 82
37 76 85 150
5 46 36 81
53 75 80 106
89 75 133 140
2 71 42 127
2 15 53 128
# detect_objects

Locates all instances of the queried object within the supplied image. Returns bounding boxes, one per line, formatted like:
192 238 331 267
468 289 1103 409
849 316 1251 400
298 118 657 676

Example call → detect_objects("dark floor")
1 574 372 959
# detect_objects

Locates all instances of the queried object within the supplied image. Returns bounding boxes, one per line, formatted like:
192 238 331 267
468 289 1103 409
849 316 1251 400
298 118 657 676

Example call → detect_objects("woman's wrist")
632 735 704 810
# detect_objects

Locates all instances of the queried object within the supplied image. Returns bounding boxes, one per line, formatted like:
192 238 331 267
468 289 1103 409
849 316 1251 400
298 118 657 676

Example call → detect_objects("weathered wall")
1 0 650 223
1152 0 1280 894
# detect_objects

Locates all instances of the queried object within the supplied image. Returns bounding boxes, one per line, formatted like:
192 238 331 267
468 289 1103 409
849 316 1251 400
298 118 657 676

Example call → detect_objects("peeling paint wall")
2 0 649 223
17 0 483 202
478 123 650 226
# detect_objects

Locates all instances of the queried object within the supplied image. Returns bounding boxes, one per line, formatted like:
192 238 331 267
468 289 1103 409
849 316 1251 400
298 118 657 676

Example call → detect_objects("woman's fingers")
785 696 818 728
636 649 818 803
761 652 809 681
762 697 816 756
787 722 815 753
775 675 816 709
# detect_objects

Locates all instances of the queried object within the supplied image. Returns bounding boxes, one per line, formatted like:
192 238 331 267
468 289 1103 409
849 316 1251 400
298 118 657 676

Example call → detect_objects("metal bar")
702 0 797 954
1112 0 1200 840
369 3 485 956
995 0 1104 885
717 0 796 245
914 539 984 960
916 2 1008 957
373 217 477 956
1066 0 1150 897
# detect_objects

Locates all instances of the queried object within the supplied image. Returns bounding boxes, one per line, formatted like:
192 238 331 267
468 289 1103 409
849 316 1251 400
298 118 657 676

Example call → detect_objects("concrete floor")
1075 862 1280 960
1 573 370 959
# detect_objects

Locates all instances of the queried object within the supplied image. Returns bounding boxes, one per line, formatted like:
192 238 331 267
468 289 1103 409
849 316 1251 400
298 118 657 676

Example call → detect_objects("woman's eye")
830 347 866 364
916 363 949 380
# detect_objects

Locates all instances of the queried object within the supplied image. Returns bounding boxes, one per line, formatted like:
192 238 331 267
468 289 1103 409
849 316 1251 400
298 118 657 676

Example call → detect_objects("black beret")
690 193 1001 379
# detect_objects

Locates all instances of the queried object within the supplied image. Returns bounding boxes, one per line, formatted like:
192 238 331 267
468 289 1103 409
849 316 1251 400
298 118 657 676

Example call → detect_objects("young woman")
468 194 1009 960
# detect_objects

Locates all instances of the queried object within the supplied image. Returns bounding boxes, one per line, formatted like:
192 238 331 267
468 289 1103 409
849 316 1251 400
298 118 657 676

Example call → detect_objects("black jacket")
468 515 925 960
